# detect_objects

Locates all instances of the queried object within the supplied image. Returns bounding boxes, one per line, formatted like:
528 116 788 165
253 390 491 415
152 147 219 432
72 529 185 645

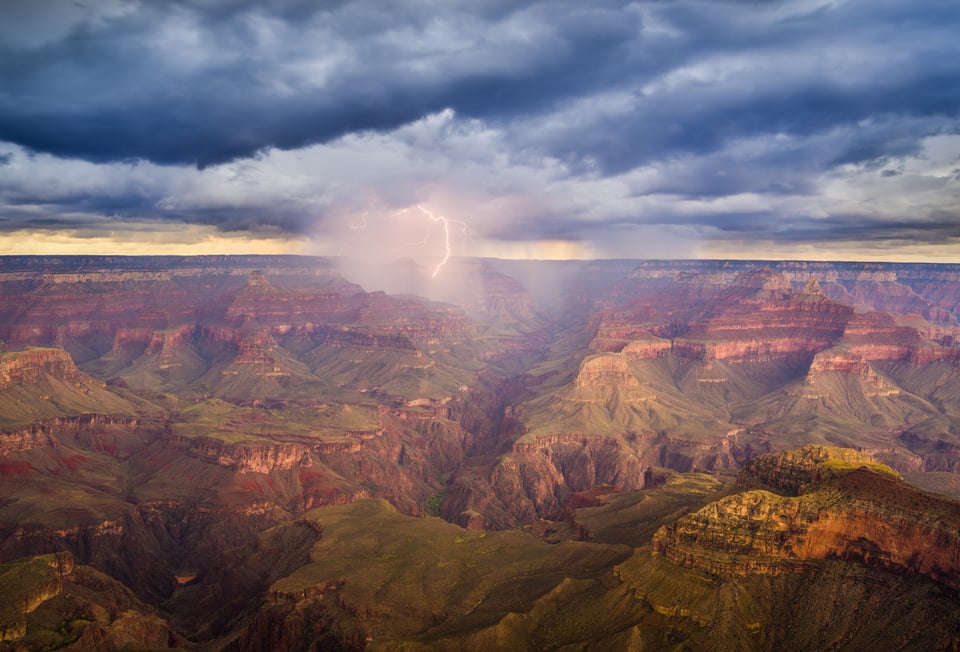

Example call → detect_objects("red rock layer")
653 447 960 589
0 348 80 390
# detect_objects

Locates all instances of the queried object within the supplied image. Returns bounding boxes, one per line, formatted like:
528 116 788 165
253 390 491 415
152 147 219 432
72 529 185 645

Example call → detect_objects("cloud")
0 0 958 260
0 0 642 167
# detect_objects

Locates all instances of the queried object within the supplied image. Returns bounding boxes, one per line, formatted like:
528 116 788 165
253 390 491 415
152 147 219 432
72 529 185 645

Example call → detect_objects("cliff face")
0 551 190 651
0 264 475 380
624 259 960 325
736 444 888 494
487 434 646 524
0 414 140 456
0 347 81 389
574 354 641 388
0 552 73 643
652 446 960 588
594 268 852 358
530 264 960 486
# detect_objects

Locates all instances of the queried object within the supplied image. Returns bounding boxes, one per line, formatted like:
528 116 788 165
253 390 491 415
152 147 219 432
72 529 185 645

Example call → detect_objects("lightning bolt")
413 205 469 278
344 205 469 277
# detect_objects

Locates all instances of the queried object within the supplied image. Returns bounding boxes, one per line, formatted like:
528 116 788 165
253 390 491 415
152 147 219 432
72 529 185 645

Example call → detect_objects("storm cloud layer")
1 0 959 259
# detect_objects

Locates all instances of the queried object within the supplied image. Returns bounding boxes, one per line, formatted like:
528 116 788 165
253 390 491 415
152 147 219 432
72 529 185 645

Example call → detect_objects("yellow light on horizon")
0 227 310 256
468 238 597 260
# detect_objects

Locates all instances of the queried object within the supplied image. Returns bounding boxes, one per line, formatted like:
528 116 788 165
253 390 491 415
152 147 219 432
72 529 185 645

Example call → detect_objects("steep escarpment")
0 552 73 643
233 468 960 652
0 263 480 398
625 259 960 324
570 266 960 476
483 434 647 525
0 347 83 388
652 446 960 588
663 270 852 365
594 268 853 358
0 551 189 651
457 266 960 526
735 444 889 494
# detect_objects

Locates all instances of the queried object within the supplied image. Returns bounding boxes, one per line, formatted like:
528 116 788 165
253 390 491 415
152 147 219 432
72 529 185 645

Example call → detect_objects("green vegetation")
6 261 960 649
168 398 379 444
570 472 732 546
817 457 901 481
39 617 92 652
424 491 445 517
0 349 137 430
270 499 633 644
0 555 63 623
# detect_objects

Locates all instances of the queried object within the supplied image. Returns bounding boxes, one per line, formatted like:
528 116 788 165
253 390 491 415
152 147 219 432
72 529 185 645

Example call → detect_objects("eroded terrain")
2 255 960 650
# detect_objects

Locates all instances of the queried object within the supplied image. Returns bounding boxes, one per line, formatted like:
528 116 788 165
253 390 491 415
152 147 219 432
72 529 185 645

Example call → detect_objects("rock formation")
2 256 960 648
653 446 960 588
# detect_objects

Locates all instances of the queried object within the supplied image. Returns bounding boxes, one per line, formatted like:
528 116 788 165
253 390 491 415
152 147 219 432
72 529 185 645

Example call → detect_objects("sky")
1 0 959 263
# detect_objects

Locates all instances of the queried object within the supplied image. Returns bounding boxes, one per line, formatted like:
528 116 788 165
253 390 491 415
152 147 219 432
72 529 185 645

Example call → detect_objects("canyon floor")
2 255 960 650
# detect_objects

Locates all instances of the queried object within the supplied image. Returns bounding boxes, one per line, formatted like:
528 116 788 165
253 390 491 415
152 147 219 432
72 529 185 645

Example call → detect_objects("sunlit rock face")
574 354 641 388
0 347 81 389
653 446 960 589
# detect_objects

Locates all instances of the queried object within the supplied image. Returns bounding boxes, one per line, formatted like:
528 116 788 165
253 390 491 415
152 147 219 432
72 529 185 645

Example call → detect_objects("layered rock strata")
653 446 960 588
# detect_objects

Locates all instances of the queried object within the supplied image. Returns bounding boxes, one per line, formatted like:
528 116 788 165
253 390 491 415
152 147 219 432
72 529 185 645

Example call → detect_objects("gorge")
2 255 960 650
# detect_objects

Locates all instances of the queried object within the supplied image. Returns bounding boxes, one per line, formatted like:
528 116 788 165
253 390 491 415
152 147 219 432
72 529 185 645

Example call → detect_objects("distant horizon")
2 252 960 267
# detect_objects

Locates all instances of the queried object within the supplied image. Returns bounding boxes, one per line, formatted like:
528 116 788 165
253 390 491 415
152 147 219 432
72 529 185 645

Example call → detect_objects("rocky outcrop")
1 508 176 601
622 259 960 324
805 349 874 377
172 436 314 473
594 268 854 363
0 259 475 383
0 347 81 389
802 350 901 397
736 444 891 494
574 354 640 388
0 424 55 456
0 414 142 457
485 434 646 524
0 551 193 651
653 447 960 588
621 337 673 360
0 552 74 643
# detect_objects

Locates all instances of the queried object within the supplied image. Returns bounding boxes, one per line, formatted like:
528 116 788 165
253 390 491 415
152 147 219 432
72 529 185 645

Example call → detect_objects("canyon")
1 255 960 649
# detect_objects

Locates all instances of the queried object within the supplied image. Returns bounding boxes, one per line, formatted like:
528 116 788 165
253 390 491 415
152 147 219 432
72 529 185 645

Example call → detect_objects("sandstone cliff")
652 446 960 588
0 347 81 389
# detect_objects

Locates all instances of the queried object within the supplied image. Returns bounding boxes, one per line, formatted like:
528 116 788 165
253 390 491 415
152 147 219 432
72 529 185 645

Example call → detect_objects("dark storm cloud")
0 0 958 254
0 0 641 167
639 209 960 247
766 213 960 244
529 1 960 176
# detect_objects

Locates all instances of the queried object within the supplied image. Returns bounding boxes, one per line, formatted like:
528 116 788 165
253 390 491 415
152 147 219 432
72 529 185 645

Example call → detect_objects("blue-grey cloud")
0 0 958 257
0 0 641 167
